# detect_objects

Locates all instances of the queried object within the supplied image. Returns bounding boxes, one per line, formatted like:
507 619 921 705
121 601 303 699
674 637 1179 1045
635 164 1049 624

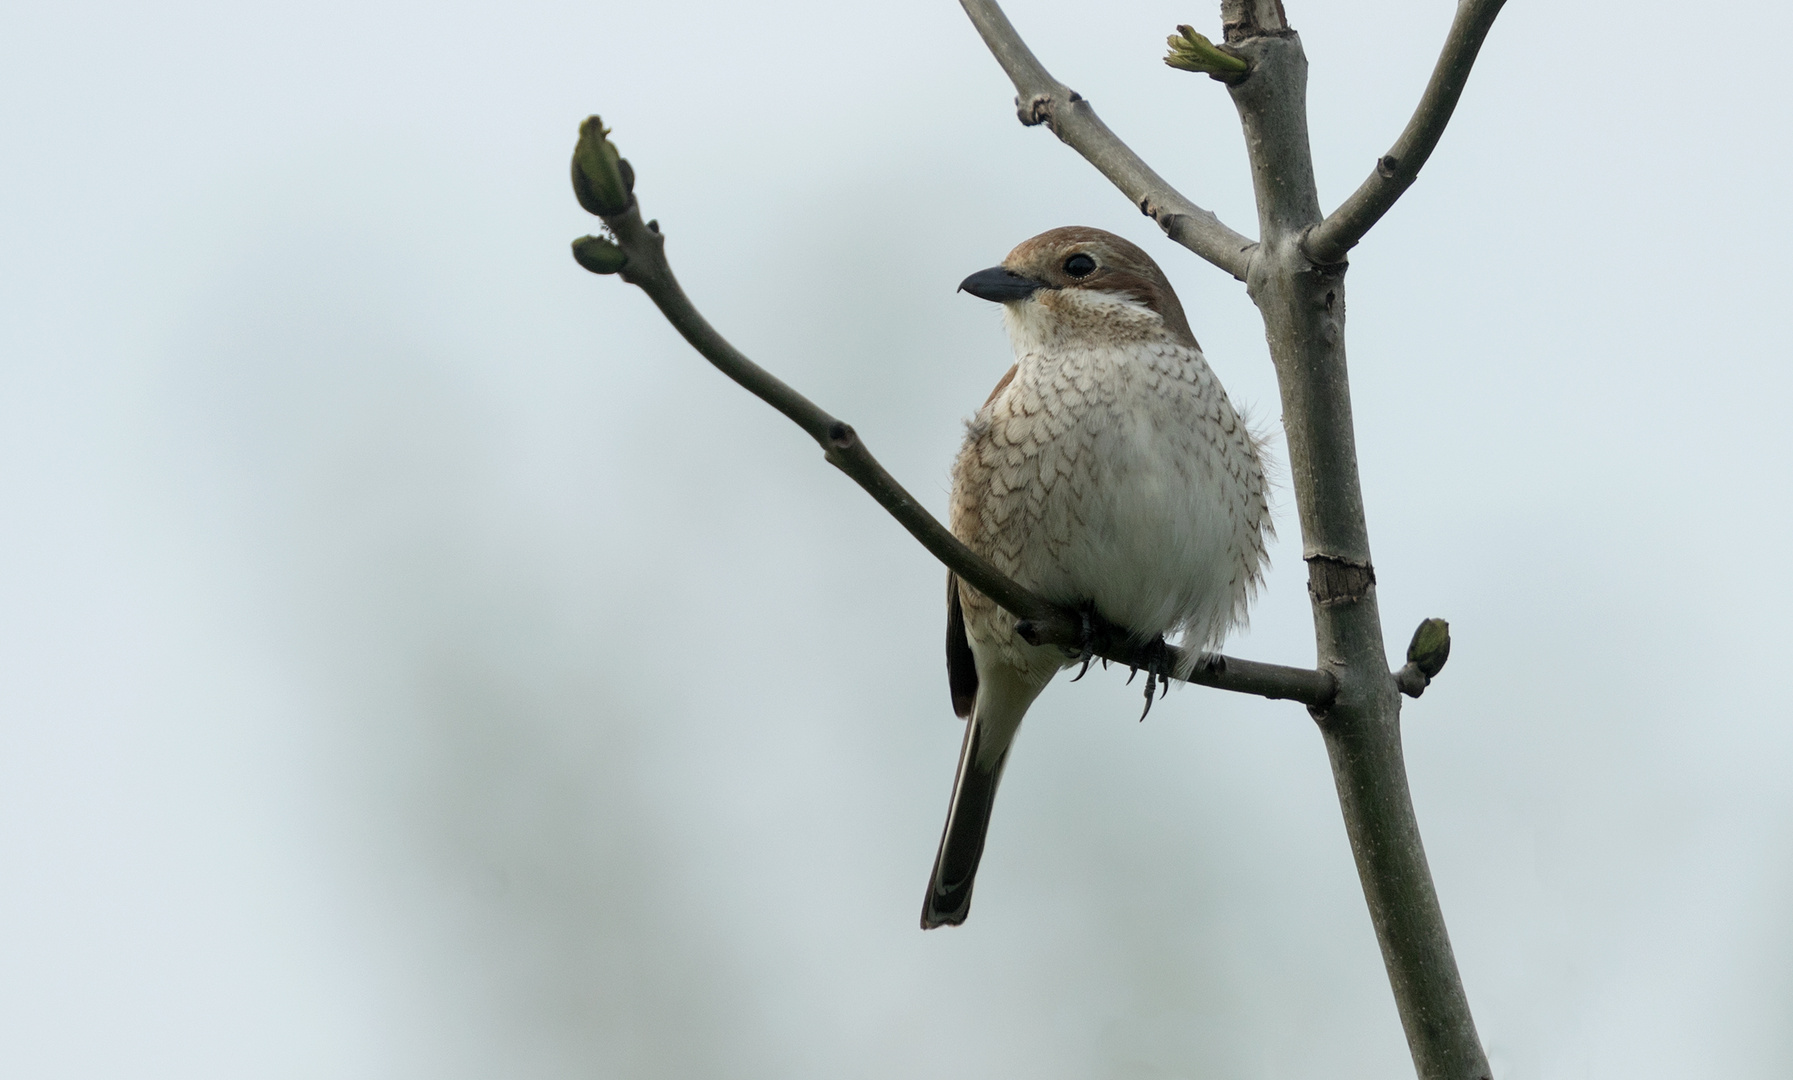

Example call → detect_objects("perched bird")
923 226 1272 929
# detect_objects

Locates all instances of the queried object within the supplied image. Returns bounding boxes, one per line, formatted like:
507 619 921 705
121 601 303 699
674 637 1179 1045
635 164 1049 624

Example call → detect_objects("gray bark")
1228 32 1489 1077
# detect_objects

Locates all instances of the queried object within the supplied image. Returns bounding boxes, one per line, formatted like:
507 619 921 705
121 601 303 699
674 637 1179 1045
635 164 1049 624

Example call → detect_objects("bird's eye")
1063 253 1097 277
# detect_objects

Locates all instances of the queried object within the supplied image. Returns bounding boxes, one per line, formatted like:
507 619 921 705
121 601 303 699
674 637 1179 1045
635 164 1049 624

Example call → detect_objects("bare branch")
570 126 1333 709
584 203 1058 633
1186 652 1335 704
1220 27 1490 1077
958 0 1257 281
1305 0 1508 264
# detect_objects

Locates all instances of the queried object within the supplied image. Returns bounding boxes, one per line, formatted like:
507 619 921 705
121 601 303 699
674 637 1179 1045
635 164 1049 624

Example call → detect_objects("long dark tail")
921 713 1012 928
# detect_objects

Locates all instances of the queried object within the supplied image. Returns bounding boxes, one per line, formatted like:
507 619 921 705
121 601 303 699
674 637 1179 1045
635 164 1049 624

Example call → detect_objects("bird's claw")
1064 611 1167 719
1070 654 1093 682
1137 636 1172 721
1068 606 1096 682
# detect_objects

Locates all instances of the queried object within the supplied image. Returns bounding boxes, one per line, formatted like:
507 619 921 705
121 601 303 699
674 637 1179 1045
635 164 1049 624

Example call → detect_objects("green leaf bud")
571 235 627 275
1406 618 1452 679
572 115 634 216
1164 24 1248 78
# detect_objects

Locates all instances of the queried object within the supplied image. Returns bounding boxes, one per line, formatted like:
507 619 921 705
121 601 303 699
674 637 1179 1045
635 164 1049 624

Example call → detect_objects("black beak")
958 265 1048 303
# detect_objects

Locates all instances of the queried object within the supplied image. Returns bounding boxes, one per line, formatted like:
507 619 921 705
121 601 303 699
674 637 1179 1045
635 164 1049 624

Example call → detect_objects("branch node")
1377 154 1400 179
1394 664 1430 698
1220 0 1290 43
1014 619 1043 646
1017 93 1053 127
1306 554 1375 607
1138 195 1189 241
827 421 857 450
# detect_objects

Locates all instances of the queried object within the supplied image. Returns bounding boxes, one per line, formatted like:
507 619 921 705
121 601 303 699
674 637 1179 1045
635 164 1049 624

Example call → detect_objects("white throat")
1001 288 1173 355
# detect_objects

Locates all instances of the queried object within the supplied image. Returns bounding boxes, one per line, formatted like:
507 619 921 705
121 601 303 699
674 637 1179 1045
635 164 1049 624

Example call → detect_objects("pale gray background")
2 1 1789 1077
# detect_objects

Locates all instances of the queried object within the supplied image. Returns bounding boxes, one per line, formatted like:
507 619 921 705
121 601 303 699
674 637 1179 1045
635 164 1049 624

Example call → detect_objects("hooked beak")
958 265 1049 303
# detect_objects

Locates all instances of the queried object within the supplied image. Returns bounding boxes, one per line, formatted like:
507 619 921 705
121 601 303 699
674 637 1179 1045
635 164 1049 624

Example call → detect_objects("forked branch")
572 0 1494 1070
569 120 1334 709
958 0 1257 280
1305 0 1509 263
956 6 1498 1078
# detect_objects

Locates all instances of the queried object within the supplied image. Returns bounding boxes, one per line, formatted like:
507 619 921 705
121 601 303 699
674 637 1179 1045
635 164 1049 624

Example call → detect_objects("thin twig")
579 195 1333 709
1304 0 1508 264
958 0 1257 281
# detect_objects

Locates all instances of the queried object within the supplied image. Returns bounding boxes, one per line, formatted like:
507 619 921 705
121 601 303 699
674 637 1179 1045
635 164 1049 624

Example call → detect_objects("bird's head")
958 226 1198 351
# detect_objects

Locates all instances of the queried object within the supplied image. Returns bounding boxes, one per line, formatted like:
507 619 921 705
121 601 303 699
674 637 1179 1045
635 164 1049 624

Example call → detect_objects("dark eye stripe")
1064 253 1097 277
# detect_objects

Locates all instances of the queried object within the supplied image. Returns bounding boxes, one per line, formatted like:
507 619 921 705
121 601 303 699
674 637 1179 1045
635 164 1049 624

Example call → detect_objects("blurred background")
2 0 1789 1076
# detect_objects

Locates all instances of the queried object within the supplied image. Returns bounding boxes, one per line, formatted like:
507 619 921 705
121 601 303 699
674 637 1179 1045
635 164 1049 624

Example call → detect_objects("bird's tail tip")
920 888 972 930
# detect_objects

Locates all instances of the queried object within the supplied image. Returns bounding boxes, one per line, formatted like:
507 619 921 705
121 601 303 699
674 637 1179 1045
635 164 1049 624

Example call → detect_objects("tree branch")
958 0 1257 281
951 8 1495 1073
569 123 1334 709
578 0 1491 1062
1304 0 1508 264
1220 24 1491 1078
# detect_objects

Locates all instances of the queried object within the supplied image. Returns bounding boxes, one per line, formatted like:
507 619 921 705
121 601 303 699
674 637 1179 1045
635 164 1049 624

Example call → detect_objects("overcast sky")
2 1 1791 1077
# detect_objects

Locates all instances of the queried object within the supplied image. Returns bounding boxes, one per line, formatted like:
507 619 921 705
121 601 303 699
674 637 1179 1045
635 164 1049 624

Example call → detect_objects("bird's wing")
946 573 978 719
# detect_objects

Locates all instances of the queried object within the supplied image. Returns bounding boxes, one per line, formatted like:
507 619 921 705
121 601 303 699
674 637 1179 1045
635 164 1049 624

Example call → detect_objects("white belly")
956 334 1269 657
1036 368 1252 648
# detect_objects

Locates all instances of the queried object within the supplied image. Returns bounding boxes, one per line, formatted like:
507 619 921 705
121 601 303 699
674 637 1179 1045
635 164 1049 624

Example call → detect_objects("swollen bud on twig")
572 115 635 216
1163 24 1248 80
571 235 627 275
1406 618 1451 679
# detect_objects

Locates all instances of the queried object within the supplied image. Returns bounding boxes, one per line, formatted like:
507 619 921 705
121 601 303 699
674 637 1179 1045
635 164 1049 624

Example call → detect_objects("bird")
923 226 1272 929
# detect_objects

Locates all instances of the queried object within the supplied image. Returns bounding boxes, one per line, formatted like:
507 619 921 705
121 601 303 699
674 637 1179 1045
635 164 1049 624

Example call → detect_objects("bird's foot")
1068 604 1097 682
1134 636 1173 721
